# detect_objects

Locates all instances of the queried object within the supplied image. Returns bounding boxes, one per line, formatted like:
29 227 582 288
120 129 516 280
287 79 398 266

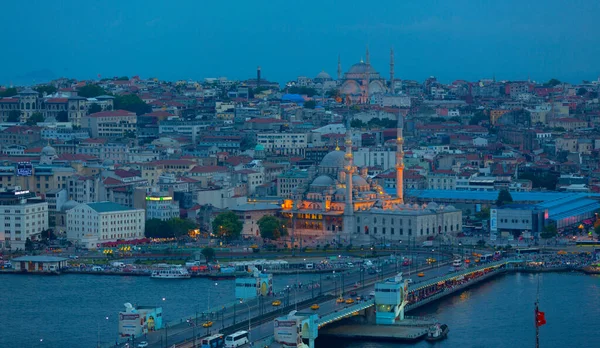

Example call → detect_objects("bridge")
104 258 513 348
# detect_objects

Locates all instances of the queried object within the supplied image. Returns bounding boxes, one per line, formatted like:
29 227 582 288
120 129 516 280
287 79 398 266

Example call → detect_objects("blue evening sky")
1 0 599 86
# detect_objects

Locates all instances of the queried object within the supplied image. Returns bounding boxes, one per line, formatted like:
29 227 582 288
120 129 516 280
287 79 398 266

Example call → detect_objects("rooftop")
87 201 138 213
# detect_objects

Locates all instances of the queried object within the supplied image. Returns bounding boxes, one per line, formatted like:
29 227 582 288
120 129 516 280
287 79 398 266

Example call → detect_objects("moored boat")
151 267 191 279
425 323 449 341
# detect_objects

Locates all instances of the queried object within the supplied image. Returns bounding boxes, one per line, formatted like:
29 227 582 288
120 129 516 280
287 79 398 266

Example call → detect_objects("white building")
256 133 308 156
353 147 396 170
66 201 145 249
81 110 137 138
0 188 49 250
145 193 180 221
231 203 281 238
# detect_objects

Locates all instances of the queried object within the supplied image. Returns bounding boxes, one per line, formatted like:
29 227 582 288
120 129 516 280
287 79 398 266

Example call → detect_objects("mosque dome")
346 62 379 75
311 175 335 187
315 71 332 80
61 200 79 212
42 145 56 157
320 150 346 169
352 175 368 187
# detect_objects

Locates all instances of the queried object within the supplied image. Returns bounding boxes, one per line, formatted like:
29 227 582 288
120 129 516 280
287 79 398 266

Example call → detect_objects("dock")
319 320 428 342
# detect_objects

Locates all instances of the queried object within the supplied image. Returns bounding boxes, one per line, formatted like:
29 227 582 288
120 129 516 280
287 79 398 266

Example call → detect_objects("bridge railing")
317 299 375 328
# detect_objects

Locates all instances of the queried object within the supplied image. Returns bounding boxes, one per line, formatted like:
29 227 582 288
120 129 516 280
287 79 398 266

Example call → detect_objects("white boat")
151 267 191 279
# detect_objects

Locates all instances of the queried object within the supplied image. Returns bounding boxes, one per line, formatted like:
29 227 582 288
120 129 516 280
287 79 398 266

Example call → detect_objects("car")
202 321 213 328
418 272 425 277
310 304 320 310
345 298 355 304
356 296 362 301
368 291 375 298
137 342 148 348
349 290 357 296
336 297 345 303
272 300 281 306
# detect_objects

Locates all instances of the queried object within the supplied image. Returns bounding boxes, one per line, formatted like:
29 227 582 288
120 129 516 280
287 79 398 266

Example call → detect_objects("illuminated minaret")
342 118 356 238
390 47 395 90
337 54 342 80
396 114 404 203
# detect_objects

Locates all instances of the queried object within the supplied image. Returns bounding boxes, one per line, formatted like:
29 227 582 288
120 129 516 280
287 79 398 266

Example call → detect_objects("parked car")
137 342 148 348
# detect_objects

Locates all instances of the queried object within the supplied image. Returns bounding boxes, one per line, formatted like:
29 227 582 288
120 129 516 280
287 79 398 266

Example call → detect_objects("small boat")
151 267 191 279
425 323 449 341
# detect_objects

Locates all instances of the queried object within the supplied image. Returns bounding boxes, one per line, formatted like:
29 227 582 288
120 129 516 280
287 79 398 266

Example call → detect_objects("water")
0 272 317 348
317 272 600 348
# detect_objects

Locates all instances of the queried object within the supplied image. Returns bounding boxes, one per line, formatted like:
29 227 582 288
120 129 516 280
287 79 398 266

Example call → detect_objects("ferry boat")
151 267 191 279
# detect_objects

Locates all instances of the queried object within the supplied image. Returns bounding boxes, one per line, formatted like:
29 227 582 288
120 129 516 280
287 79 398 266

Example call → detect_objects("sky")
1 0 599 86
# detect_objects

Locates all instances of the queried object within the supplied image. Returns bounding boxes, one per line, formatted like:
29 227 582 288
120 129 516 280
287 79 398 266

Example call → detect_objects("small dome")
42 145 56 157
352 175 368 187
311 175 335 187
255 144 265 151
320 150 346 168
62 200 79 212
315 71 332 80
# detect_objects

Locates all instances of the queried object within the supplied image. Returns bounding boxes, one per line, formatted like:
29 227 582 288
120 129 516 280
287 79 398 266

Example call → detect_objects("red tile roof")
46 98 68 103
57 154 98 161
87 110 136 118
246 118 284 124
190 165 228 174
0 98 19 103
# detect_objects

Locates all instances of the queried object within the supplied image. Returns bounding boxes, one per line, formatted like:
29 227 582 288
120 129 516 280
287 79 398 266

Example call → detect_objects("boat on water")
151 267 191 279
425 323 449 341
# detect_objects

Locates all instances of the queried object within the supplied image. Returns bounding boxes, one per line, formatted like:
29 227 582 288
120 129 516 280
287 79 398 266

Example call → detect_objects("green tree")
577 87 588 96
41 229 56 240
114 94 152 115
350 119 365 128
212 211 243 241
144 219 170 238
116 76 129 81
288 86 318 97
495 189 513 206
541 224 557 239
166 218 196 238
469 110 488 125
56 110 69 122
201 247 216 263
589 91 598 99
326 89 339 98
89 103 102 114
25 237 34 251
77 84 107 98
546 79 561 87
7 110 21 122
304 100 316 109
0 87 18 97
26 112 45 125
257 215 288 240
34 85 57 97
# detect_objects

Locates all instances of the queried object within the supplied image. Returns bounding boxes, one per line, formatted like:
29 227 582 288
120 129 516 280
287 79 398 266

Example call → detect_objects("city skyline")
1 0 599 85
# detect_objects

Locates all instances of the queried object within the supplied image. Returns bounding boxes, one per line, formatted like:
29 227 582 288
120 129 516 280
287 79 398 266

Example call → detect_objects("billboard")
16 162 32 176
490 209 498 232
118 313 141 337
274 319 301 347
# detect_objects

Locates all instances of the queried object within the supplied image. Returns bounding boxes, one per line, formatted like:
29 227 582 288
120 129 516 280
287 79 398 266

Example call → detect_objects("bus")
224 331 249 347
575 240 600 247
480 254 494 262
515 248 541 255
201 333 224 348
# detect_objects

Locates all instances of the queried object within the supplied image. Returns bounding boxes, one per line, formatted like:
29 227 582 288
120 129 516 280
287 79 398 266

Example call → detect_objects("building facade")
0 188 49 250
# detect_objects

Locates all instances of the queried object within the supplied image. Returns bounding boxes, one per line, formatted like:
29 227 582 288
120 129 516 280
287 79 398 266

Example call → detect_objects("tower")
390 47 395 90
337 54 342 80
342 118 356 241
365 46 371 102
257 66 261 89
395 114 404 203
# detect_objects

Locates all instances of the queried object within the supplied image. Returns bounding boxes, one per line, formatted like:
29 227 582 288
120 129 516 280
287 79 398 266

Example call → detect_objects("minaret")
395 114 404 203
337 54 342 80
365 46 371 103
257 66 261 89
390 47 395 90
342 118 356 239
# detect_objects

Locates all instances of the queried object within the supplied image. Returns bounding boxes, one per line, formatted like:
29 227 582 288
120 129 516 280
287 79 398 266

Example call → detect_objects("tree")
201 247 216 263
0 87 17 97
589 92 598 99
166 218 196 238
34 85 57 97
288 86 318 97
212 211 243 241
114 94 152 115
26 112 45 125
325 89 339 98
258 215 288 240
469 110 488 125
77 84 107 98
350 119 365 128
25 237 34 252
88 103 102 114
116 76 129 81
546 78 561 87
495 189 513 206
541 224 557 239
577 87 588 96
41 229 56 240
56 111 69 122
145 219 170 238
7 110 21 122
304 100 316 109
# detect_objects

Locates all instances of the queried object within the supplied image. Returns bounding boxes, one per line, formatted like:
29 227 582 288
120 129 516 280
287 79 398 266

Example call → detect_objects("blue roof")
281 94 305 102
398 189 599 203
87 201 137 213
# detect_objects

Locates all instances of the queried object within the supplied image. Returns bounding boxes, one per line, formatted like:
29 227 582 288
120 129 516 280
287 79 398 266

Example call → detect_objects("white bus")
224 330 249 347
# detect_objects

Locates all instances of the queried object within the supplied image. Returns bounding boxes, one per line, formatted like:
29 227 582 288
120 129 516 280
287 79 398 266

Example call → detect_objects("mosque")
338 47 392 104
281 117 462 246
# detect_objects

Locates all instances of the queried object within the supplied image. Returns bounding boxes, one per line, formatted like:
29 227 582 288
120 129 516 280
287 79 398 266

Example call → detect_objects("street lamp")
240 299 251 342
207 282 218 316
97 316 109 348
